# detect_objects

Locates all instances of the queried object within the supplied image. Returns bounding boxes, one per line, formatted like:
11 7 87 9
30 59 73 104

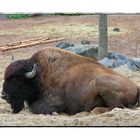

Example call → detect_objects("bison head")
1 60 39 113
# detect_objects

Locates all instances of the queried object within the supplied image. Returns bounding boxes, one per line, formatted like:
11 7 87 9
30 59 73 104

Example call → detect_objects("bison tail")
138 87 140 107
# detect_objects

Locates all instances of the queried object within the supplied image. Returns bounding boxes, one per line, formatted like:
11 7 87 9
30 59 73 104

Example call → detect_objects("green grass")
6 13 82 19
7 14 30 19
53 13 82 16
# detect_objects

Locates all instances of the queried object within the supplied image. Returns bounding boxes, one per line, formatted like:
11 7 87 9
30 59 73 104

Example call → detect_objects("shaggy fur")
1 47 140 114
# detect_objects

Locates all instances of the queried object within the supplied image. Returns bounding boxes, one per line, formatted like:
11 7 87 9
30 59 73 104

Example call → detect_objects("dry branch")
0 37 65 52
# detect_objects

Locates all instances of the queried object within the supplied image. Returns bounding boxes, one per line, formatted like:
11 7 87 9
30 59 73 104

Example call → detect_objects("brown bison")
1 47 140 114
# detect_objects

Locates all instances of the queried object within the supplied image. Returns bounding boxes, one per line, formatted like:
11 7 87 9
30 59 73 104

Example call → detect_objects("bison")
1 47 140 115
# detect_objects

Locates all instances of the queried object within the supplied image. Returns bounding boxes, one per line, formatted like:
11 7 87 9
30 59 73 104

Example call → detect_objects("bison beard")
1 47 140 115
1 66 40 113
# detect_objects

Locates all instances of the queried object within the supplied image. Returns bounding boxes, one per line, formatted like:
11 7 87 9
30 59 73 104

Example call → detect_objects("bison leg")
91 107 113 114
11 101 24 114
29 97 63 115
95 74 138 109
99 90 126 108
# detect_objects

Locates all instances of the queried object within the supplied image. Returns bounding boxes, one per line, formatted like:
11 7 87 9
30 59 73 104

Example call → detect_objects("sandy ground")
0 15 140 126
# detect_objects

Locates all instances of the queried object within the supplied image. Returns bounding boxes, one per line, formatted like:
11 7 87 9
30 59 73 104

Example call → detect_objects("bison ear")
25 64 37 79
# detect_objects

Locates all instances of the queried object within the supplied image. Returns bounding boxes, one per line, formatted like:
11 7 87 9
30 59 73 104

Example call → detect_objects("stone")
73 119 79 125
65 44 98 58
99 52 128 68
99 52 140 71
113 28 120 32
127 58 140 71
99 57 114 68
52 112 59 116
56 42 140 71
56 42 98 58
81 40 91 45
56 42 74 49
107 52 128 67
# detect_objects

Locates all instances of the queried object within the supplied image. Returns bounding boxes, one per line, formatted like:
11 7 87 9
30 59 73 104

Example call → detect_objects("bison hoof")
91 107 112 115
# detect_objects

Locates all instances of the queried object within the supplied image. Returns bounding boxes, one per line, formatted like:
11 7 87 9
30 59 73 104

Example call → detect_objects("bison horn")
25 64 37 79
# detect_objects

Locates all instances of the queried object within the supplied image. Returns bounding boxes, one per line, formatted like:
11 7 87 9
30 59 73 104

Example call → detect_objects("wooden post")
98 14 108 60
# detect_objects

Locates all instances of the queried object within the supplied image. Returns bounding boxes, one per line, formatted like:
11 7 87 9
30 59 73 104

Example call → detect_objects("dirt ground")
0 15 140 126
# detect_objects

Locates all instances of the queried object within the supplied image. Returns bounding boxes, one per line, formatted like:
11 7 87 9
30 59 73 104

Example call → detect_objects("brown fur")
29 47 139 114
2 47 140 114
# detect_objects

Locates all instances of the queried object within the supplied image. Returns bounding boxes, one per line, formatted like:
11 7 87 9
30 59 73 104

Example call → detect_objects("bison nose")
1 91 11 103
1 91 8 100
1 94 7 99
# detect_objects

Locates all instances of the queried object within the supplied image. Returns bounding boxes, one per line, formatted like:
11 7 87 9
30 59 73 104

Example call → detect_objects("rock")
52 112 59 116
99 52 128 68
81 40 91 45
113 28 120 32
108 52 128 67
99 52 140 71
73 119 79 125
56 42 74 49
99 57 114 68
56 42 140 71
127 58 140 71
56 42 98 58
65 44 98 58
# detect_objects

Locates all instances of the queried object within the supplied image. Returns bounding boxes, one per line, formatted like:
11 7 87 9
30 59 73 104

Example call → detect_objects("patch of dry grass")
0 23 130 39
